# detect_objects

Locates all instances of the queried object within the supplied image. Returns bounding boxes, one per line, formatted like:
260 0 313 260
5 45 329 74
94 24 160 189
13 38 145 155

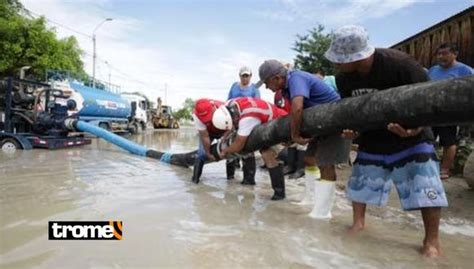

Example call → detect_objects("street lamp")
92 18 113 88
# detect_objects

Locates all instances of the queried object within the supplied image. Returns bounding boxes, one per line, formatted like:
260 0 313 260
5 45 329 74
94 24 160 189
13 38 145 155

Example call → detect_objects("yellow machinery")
151 98 179 129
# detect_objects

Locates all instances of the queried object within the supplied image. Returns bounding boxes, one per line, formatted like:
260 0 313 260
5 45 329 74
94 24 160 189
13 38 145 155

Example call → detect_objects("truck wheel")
133 122 142 134
1 138 21 153
146 121 153 129
464 152 474 189
99 123 110 131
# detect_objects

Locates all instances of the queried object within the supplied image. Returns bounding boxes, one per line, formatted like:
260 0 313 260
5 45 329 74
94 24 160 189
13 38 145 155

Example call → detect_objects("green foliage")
453 141 473 176
0 0 87 80
436 126 474 176
452 126 474 176
293 25 335 75
172 98 194 121
0 0 23 18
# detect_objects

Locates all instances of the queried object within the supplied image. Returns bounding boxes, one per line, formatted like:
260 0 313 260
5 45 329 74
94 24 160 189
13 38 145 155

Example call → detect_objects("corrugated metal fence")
391 6 473 68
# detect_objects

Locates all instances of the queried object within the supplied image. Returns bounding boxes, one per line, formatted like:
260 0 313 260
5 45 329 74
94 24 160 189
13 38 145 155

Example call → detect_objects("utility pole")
105 61 111 91
165 83 168 105
92 18 113 88
92 34 96 88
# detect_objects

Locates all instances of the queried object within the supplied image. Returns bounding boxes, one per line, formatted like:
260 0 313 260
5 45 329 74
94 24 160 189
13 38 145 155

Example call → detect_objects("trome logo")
48 221 123 240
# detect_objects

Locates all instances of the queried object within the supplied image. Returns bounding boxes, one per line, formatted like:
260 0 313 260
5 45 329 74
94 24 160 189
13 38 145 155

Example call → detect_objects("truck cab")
121 93 148 133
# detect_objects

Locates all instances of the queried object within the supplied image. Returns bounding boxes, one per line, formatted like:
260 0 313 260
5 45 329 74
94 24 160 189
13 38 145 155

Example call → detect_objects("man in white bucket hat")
326 25 447 258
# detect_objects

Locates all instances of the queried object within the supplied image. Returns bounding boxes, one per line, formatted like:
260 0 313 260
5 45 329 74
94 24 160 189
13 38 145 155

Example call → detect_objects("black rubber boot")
277 147 288 163
269 164 285 200
283 147 297 175
191 159 205 184
241 155 256 185
226 159 237 180
289 150 306 179
235 158 241 169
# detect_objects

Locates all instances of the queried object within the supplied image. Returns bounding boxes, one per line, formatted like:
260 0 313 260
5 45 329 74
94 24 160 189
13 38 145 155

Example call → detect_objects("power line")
23 8 165 91
23 8 232 93
72 47 161 89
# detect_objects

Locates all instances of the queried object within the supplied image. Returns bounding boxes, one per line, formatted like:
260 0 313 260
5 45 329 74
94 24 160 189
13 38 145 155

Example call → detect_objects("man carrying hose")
257 59 351 218
211 97 288 200
325 25 448 257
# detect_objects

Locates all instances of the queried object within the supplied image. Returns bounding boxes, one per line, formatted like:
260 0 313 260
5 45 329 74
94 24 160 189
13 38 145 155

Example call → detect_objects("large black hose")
241 76 474 153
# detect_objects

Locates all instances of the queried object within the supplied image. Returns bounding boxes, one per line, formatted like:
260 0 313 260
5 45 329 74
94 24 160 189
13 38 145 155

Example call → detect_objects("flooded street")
1 127 473 268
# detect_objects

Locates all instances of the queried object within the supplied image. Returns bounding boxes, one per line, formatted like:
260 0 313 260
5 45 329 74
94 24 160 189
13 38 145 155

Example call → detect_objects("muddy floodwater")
1 127 473 268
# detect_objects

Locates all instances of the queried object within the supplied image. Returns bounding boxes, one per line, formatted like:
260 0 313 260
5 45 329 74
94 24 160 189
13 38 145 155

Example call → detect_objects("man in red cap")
191 98 227 184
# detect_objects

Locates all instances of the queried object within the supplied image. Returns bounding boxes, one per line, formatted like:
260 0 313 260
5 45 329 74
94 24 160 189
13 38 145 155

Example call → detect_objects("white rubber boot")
309 180 336 219
294 167 320 205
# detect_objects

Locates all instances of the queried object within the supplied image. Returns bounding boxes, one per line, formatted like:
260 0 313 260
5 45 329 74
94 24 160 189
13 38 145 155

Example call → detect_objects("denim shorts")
346 142 448 210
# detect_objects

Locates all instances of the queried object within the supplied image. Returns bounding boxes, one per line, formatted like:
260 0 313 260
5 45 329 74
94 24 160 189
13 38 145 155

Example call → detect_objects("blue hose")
75 120 147 156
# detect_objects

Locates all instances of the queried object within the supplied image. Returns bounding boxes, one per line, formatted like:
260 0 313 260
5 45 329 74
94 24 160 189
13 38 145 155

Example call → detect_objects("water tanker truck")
51 80 132 133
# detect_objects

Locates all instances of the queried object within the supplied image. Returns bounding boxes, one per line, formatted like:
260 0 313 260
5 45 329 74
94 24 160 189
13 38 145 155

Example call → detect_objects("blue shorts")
347 142 448 210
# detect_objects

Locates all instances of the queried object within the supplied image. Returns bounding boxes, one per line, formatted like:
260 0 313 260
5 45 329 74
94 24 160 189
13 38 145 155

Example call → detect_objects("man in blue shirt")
428 43 474 179
314 69 338 93
258 59 351 219
225 66 260 184
227 66 260 99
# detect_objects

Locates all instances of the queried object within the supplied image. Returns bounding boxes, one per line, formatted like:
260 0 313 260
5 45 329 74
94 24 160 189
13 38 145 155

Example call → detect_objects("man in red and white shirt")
212 97 288 200
192 98 258 185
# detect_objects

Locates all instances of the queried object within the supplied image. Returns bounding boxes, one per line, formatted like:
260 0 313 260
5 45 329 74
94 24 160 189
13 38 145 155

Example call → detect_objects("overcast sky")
21 0 473 108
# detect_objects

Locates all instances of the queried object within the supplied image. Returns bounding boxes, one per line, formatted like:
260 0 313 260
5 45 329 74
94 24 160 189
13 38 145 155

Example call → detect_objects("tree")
0 0 23 17
293 25 334 75
0 0 87 80
172 98 194 121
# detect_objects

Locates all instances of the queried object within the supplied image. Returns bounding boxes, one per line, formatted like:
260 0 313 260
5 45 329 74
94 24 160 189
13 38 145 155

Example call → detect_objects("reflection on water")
1 127 473 268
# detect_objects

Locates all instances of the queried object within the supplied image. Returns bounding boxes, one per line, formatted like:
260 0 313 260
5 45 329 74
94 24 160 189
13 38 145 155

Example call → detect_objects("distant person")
227 66 261 99
225 66 260 182
212 97 288 200
326 25 447 258
428 43 474 180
